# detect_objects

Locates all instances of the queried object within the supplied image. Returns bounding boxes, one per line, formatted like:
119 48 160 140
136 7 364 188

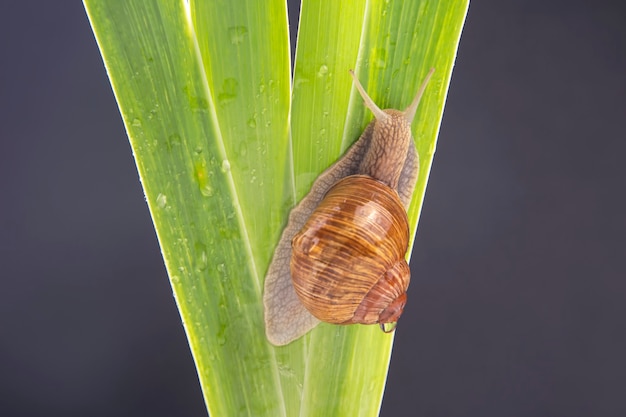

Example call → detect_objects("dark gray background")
1 1 625 416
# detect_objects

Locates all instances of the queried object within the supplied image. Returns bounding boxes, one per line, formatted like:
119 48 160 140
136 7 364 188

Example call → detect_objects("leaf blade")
291 1 469 415
84 1 290 415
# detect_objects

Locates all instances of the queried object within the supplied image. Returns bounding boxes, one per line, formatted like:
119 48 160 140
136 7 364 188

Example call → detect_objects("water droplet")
131 117 142 128
380 322 397 333
277 362 296 378
195 162 215 197
373 48 387 69
191 96 208 110
166 134 181 151
182 85 208 111
216 263 227 279
170 275 180 284
221 159 231 173
294 77 310 89
216 330 226 346
228 26 248 45
259 84 266 94
368 380 377 392
247 117 257 128
195 242 208 271
239 141 248 157
317 64 328 77
200 184 214 197
156 193 167 208
319 128 326 136
218 78 238 105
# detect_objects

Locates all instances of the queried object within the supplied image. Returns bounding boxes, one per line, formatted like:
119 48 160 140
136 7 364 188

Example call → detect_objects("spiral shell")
291 175 410 325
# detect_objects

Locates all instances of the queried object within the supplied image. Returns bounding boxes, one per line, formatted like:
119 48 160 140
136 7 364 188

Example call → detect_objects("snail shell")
291 175 410 325
264 68 435 345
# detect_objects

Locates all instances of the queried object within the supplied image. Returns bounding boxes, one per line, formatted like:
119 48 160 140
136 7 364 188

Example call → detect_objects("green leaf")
83 0 468 415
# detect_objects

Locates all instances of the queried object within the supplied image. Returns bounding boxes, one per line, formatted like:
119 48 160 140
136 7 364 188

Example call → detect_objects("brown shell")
290 175 410 325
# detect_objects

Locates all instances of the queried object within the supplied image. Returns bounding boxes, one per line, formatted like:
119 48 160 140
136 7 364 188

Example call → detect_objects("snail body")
264 68 434 345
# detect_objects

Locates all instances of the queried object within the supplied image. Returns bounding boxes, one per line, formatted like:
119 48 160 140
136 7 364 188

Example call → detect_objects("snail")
264 68 435 346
